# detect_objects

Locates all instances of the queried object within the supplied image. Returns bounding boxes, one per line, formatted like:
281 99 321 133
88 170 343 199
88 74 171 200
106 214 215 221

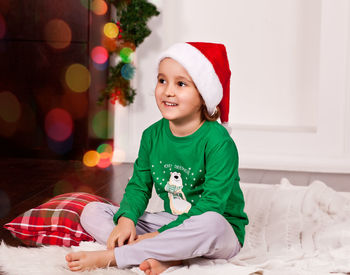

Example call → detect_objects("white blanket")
1 179 350 275
230 179 350 274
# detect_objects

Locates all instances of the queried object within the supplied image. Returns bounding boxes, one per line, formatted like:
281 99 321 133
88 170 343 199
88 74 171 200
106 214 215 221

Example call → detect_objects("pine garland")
98 0 159 106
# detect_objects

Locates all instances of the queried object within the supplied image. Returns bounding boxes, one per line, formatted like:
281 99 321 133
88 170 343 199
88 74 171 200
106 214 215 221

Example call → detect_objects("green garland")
98 0 160 106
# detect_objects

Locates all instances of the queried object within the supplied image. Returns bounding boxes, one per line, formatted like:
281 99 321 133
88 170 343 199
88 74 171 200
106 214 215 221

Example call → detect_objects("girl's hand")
107 216 136 249
129 231 159 245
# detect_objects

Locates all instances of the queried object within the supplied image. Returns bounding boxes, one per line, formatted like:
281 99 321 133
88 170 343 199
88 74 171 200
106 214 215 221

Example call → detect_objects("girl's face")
155 58 203 126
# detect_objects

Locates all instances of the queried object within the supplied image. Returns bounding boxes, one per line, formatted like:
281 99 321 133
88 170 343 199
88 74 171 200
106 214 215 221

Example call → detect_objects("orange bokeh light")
83 150 100 167
44 19 72 50
91 0 108 15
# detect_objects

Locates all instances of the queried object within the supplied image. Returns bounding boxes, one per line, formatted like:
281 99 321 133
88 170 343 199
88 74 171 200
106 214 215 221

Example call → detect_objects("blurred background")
1 0 350 246
0 0 110 160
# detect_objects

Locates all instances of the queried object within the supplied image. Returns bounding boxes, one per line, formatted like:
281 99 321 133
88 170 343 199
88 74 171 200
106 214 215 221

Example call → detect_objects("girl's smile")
163 101 178 107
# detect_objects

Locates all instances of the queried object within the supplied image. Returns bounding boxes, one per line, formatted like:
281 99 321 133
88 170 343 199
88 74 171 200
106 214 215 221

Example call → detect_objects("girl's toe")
68 261 80 268
70 265 82 272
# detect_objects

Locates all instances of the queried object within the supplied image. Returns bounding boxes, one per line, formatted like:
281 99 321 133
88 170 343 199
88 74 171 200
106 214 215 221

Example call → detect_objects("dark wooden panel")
0 0 89 42
0 0 109 160
0 40 89 159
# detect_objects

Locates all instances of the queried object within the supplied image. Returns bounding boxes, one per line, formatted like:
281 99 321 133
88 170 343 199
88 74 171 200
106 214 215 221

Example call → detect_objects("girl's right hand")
107 216 136 249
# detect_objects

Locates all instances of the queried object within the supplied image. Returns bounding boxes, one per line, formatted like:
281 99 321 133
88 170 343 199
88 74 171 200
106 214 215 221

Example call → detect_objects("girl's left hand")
129 231 159 245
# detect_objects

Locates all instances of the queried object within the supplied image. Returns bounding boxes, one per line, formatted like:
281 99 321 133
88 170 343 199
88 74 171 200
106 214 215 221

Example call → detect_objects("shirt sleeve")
113 131 153 225
158 138 239 233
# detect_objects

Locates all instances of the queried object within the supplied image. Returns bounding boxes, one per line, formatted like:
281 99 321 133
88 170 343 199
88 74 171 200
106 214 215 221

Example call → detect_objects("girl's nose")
164 85 175 97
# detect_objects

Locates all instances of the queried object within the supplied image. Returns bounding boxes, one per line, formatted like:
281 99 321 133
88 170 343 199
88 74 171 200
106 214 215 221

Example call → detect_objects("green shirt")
114 118 249 246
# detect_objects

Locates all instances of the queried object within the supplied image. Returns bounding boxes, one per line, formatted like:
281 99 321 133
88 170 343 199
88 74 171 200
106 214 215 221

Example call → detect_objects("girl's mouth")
163 101 178 107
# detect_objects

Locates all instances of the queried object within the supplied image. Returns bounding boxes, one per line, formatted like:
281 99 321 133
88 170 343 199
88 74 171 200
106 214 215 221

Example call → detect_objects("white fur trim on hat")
157 43 223 116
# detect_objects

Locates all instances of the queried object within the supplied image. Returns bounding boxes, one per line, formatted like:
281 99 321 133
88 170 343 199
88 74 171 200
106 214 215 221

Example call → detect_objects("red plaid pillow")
4 192 118 247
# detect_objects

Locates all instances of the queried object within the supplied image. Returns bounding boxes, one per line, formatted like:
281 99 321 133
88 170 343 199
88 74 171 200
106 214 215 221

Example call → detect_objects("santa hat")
157 42 231 124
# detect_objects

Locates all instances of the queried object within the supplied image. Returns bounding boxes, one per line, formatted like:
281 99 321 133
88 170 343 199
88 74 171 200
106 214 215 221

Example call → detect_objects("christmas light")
45 108 73 142
83 150 101 167
44 19 72 50
91 46 109 64
91 0 108 15
65 64 91 92
103 22 119 39
0 91 21 123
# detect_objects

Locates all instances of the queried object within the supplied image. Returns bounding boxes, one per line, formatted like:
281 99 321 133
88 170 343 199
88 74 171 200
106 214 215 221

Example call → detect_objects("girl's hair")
201 105 221 121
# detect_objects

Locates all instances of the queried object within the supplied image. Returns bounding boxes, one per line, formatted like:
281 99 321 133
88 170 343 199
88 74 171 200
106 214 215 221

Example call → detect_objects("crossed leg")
66 203 240 274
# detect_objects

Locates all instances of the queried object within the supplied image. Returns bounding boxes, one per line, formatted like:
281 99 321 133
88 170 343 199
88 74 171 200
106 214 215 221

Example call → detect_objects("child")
66 42 249 274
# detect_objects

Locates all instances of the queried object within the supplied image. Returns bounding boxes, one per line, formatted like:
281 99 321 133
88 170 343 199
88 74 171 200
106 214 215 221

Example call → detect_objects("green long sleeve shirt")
113 118 248 246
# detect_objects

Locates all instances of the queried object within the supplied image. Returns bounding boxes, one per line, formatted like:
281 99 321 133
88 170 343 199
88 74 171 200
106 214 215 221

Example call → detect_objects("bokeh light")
120 47 134 63
97 143 113 154
121 63 135 80
91 46 108 64
103 22 119 39
47 134 73 155
45 108 73 142
44 19 72 50
0 91 21 123
83 150 100 167
92 110 108 139
65 64 91 92
91 0 108 15
97 152 112 168
102 36 117 52
83 142 115 169
0 190 10 218
0 13 6 39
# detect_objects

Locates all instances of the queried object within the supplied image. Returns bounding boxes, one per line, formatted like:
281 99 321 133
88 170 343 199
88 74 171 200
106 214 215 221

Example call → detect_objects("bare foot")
139 258 182 275
65 250 117 272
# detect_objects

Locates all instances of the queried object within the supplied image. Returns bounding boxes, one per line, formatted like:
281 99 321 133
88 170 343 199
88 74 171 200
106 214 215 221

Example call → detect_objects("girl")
66 42 249 274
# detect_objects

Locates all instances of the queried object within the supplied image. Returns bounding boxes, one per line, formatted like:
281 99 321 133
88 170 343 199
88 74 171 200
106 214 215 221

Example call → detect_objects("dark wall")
0 0 109 159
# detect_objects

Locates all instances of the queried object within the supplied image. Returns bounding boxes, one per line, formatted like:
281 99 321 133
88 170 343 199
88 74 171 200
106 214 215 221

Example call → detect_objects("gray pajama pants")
80 202 241 269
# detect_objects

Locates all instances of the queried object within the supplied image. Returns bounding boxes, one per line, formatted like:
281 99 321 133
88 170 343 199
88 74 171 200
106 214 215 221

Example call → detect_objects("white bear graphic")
164 172 192 215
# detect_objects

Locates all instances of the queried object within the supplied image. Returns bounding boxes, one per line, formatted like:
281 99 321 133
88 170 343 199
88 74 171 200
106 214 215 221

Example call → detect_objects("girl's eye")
158 78 166 84
178 81 186 87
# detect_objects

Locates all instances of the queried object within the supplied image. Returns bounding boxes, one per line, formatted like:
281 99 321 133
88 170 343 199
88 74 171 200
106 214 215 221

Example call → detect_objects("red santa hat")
157 42 231 124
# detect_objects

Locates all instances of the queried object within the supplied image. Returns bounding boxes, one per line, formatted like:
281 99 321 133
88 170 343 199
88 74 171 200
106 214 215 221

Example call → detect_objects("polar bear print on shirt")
164 172 192 215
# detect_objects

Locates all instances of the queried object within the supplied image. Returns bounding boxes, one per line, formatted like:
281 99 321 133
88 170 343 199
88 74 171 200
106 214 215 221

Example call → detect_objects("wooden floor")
1 158 349 247
0 158 130 247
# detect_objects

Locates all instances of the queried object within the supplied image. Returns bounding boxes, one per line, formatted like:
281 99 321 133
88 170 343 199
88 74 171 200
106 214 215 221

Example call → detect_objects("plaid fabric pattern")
4 192 118 247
